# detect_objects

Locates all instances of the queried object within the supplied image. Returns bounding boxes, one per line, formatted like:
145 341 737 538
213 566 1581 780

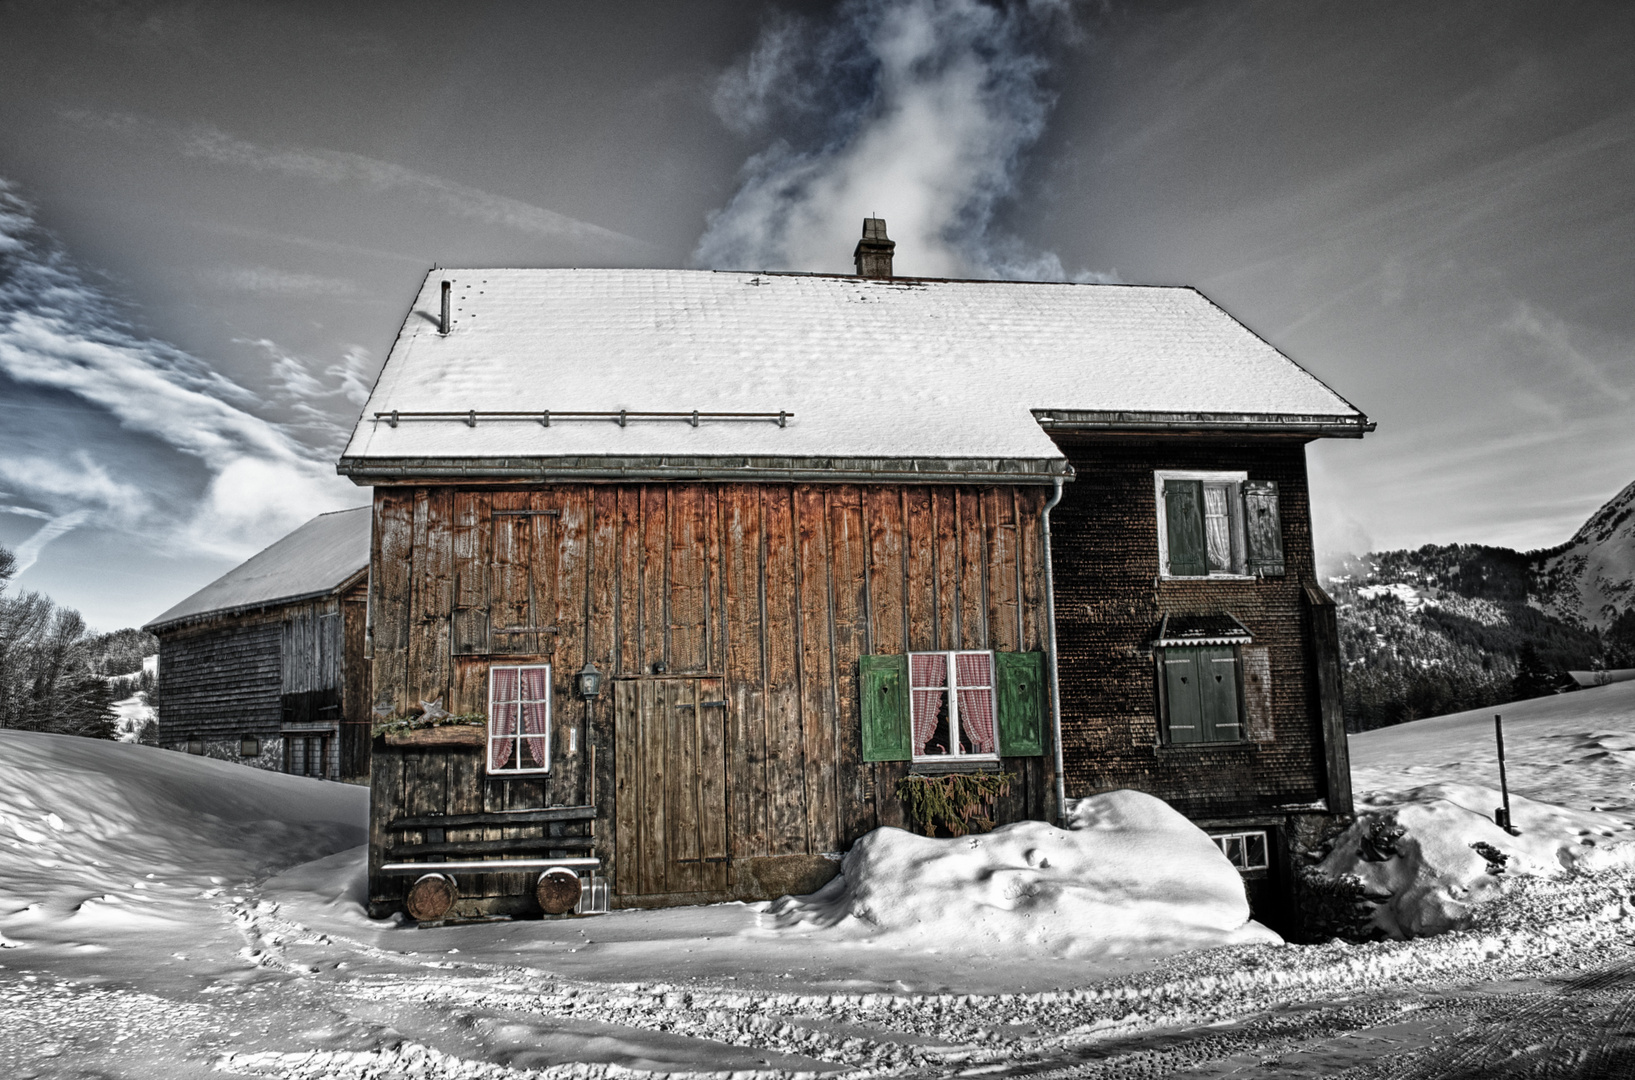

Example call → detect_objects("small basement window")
239 735 260 757
1154 471 1284 578
1211 830 1269 871
909 651 998 761
488 664 551 775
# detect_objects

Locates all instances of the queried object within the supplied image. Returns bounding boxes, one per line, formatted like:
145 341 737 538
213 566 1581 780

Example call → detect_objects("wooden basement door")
613 678 729 897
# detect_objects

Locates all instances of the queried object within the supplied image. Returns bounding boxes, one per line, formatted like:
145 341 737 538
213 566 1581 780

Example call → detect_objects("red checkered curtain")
519 666 550 769
910 652 947 755
489 667 518 770
956 652 996 754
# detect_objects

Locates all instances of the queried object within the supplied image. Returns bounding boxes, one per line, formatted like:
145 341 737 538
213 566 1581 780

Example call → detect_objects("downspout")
1041 476 1068 827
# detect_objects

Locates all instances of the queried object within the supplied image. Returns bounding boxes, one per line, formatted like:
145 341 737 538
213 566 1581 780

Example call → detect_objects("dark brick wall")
155 613 283 743
1050 437 1331 819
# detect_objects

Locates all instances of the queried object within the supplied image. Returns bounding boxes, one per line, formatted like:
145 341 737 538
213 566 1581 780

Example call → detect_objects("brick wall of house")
1049 436 1331 820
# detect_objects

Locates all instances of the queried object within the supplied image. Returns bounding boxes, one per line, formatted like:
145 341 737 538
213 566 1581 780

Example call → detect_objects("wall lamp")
576 661 604 701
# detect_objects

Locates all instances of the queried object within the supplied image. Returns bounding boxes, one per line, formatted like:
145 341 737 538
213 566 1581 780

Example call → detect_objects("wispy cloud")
9 510 89 576
207 265 360 296
66 109 648 251
238 337 377 445
0 180 357 563
696 0 1105 281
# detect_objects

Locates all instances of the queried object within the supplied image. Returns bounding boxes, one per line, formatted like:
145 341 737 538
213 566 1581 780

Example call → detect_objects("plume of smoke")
696 0 1098 281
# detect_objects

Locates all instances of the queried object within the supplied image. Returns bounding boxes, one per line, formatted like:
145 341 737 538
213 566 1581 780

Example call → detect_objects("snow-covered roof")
146 507 370 632
339 269 1371 485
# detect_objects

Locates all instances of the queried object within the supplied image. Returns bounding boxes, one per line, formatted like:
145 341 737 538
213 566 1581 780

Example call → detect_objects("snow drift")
0 730 365 944
1323 782 1635 938
769 789 1279 958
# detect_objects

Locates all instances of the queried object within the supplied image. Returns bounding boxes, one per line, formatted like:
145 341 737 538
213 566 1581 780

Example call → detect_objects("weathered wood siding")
154 586 370 779
156 613 283 743
368 482 1053 907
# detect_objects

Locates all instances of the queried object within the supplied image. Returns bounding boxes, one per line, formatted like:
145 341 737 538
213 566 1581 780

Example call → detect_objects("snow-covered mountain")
1534 479 1635 631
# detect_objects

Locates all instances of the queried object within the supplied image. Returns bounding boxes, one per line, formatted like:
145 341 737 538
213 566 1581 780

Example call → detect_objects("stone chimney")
853 217 895 278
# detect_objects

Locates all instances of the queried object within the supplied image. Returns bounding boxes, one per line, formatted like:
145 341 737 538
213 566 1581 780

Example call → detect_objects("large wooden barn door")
613 677 728 897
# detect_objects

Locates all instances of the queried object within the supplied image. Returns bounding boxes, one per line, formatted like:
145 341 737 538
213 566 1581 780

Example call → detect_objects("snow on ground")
109 690 155 742
771 791 1278 958
4 684 1635 1078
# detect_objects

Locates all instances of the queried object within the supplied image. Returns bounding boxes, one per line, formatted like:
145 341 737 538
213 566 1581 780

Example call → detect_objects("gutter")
1040 475 1068 827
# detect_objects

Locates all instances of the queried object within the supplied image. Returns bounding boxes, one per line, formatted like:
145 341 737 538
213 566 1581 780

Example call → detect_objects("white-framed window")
487 664 551 775
1210 829 1269 871
908 650 998 762
1155 470 1249 578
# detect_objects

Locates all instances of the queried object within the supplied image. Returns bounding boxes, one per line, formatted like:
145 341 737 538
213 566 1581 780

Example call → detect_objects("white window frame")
1154 470 1252 580
486 663 552 776
1210 829 1269 871
908 649 1000 764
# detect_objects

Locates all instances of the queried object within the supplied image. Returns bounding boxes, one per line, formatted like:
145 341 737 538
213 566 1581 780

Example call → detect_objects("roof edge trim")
144 569 368 635
337 454 1074 486
1033 409 1374 438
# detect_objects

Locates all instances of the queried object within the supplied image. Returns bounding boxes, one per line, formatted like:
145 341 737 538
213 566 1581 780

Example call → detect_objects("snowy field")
4 683 1635 1078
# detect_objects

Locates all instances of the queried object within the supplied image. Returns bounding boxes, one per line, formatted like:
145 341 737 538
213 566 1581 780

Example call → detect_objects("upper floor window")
1155 471 1285 579
488 664 551 775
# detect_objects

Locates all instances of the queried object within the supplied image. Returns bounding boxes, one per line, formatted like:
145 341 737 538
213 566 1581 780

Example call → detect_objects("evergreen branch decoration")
896 772 1013 837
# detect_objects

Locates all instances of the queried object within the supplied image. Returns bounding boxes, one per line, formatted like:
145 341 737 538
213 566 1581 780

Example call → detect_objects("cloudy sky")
1 0 1630 631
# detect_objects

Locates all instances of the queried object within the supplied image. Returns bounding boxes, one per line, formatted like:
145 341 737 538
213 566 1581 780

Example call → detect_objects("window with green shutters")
1155 472 1284 579
1159 645 1243 744
860 651 1047 762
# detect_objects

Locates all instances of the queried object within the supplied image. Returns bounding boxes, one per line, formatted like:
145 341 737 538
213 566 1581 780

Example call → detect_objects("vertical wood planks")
697 676 729 893
933 489 961 650
904 489 936 653
613 678 639 895
828 486 872 841
641 487 667 676
985 487 1020 653
408 489 453 705
669 486 708 673
490 491 535 656
794 486 838 854
665 678 701 892
762 486 806 856
637 678 667 894
451 491 489 656
722 486 769 859
373 491 415 713
958 489 989 649
553 489 588 804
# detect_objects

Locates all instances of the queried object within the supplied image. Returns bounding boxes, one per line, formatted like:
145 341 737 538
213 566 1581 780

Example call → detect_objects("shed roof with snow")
145 507 371 633
339 268 1371 486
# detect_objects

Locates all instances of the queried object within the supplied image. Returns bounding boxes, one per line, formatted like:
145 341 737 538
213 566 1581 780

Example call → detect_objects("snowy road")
6 857 1633 1078
5 684 1635 1078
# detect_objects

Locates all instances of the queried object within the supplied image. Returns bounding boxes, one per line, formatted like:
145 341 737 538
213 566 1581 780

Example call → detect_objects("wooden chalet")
342 220 1372 925
145 506 373 780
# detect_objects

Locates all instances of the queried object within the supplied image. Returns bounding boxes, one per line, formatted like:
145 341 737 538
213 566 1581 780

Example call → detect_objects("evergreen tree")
1510 643 1556 701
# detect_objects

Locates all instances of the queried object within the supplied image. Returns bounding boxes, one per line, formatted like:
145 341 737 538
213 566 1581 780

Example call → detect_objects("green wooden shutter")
1243 481 1285 577
1164 480 1207 576
1162 648 1203 743
860 654 911 762
1199 645 1242 743
995 651 1046 757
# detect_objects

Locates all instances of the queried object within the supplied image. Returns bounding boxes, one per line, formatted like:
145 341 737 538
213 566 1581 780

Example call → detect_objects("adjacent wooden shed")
145 506 373 780
342 222 1372 922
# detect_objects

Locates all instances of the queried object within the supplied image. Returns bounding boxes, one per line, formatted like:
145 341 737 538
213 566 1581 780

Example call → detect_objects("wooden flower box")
384 724 485 748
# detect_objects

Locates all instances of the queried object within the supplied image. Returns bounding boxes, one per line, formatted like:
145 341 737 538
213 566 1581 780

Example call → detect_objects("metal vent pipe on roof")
439 280 451 335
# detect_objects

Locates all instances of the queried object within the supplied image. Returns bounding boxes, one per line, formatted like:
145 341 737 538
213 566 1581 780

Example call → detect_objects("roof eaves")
1033 409 1375 438
337 454 1075 486
143 572 368 636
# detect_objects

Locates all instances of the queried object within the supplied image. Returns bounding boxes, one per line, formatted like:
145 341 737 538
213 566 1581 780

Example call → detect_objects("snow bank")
0 730 365 944
1322 782 1635 938
769 789 1278 959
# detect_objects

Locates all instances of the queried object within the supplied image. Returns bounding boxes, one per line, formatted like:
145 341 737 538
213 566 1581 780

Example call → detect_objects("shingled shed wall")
156 612 283 755
1049 437 1335 819
367 480 1055 908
